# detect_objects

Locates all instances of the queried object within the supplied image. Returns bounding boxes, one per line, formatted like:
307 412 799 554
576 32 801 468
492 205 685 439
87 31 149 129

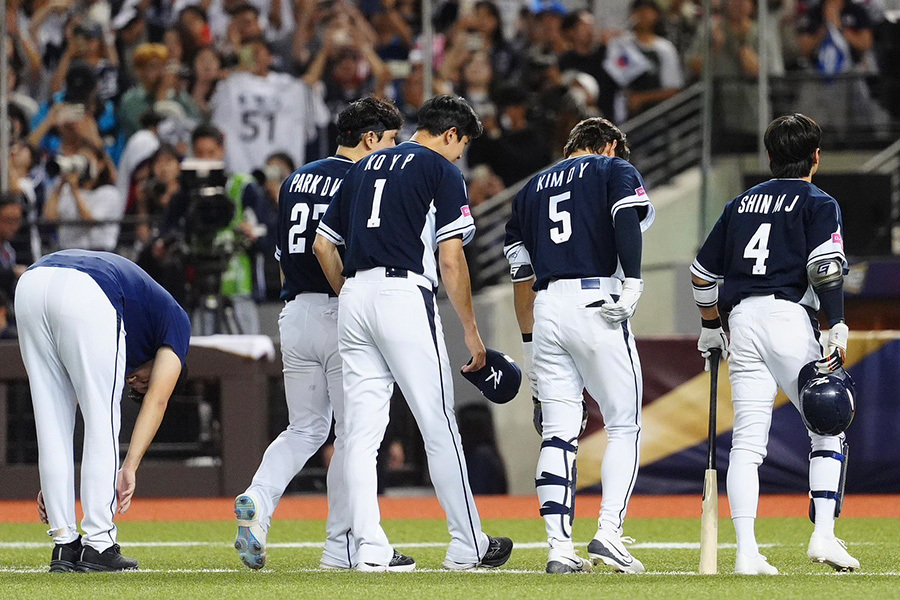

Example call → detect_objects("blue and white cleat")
234 493 267 569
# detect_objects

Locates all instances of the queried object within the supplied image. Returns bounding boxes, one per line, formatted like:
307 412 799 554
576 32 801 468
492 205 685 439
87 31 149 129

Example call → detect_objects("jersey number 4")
288 203 329 254
744 223 771 275
549 191 572 244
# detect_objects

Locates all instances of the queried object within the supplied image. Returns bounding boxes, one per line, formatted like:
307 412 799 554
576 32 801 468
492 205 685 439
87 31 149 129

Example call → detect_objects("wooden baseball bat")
699 348 721 575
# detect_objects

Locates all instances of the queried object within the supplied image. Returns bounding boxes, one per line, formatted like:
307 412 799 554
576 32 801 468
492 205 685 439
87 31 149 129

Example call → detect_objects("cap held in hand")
461 349 522 404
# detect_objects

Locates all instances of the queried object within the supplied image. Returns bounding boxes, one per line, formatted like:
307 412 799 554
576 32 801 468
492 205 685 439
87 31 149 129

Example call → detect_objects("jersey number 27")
289 203 329 254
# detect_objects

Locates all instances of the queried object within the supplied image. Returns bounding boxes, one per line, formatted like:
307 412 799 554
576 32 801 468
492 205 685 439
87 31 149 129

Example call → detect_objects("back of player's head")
564 117 630 160
764 113 821 178
336 98 404 147
416 95 484 141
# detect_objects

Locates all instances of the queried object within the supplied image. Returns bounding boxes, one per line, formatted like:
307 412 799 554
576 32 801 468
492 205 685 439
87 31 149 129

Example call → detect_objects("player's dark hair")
764 113 821 178
191 123 225 148
416 95 484 141
335 98 404 147
564 117 630 160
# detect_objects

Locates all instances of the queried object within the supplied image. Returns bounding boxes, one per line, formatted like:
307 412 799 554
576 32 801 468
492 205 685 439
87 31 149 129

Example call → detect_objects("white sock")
813 498 836 537
733 517 759 556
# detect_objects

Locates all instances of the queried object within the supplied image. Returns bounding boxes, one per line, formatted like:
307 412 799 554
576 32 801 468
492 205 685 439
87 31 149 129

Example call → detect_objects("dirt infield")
1 494 898 523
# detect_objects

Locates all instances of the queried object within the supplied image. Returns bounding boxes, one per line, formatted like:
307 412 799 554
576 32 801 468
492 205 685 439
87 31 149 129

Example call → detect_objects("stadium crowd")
2 0 899 323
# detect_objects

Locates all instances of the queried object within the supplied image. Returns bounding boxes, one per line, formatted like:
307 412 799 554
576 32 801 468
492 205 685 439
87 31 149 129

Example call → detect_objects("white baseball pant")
727 295 844 548
532 278 642 542
338 267 489 567
15 266 126 552
243 293 354 567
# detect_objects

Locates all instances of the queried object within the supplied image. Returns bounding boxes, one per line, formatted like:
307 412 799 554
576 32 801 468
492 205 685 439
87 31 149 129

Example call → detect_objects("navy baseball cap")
461 349 522 404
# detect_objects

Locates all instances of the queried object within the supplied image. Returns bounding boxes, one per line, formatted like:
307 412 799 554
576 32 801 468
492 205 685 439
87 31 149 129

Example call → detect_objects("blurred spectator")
117 111 164 215
797 0 874 72
43 145 123 251
6 34 41 122
0 288 16 339
371 0 415 62
188 46 225 119
559 9 617 118
0 194 27 303
466 164 505 209
469 85 552 186
23 0 73 99
442 1 521 85
455 51 496 123
50 18 120 104
135 144 183 247
28 61 125 164
111 8 149 87
118 43 200 139
661 0 702 57
527 0 568 55
9 142 39 210
212 36 328 172
687 0 784 147
252 152 293 300
175 5 213 66
605 0 684 121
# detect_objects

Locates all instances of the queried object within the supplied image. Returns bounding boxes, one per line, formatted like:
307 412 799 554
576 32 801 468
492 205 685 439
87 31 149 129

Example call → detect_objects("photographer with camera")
43 145 123 252
155 124 265 334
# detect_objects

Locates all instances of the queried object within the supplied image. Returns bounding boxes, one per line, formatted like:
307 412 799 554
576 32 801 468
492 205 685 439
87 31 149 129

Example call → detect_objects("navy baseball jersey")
503 155 655 290
29 250 191 371
691 179 846 313
317 141 475 287
276 155 354 299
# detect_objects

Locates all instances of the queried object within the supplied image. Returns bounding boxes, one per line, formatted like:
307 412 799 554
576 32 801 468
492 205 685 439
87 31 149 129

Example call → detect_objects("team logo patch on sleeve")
832 232 843 247
461 205 471 217
636 187 646 197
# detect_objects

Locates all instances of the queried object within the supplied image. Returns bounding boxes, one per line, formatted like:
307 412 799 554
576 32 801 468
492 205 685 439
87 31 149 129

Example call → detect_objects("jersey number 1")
367 179 386 228
744 223 771 275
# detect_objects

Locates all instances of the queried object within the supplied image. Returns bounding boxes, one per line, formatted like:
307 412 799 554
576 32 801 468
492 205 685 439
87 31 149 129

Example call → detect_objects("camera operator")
251 152 292 301
157 124 264 334
43 146 123 252
137 144 183 246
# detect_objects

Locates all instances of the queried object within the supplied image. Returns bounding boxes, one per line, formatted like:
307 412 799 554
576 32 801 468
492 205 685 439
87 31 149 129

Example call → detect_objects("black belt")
348 267 409 279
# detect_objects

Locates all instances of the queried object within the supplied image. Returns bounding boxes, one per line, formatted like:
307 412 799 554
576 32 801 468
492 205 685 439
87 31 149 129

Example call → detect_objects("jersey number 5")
549 191 572 244
288 203 329 254
744 223 771 275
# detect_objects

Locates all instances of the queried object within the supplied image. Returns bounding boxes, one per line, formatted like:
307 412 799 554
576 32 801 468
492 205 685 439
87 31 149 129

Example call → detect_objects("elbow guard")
807 258 844 292
505 242 535 283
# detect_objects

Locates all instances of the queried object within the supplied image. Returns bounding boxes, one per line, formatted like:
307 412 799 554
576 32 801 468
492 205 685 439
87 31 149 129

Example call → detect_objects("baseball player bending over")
233 98 403 570
504 118 655 574
18 250 190 572
314 95 513 572
691 114 858 574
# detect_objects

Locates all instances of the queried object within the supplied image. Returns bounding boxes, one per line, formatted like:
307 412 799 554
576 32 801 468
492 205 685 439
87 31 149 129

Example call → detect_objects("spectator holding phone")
29 61 125 164
50 18 120 104
118 43 200 139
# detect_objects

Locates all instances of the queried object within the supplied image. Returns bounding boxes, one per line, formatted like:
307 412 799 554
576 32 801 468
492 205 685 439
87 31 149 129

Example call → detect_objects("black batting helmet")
797 362 856 436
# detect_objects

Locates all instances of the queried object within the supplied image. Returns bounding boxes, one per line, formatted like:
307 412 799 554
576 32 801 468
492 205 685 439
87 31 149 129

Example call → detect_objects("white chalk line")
0 541 877 550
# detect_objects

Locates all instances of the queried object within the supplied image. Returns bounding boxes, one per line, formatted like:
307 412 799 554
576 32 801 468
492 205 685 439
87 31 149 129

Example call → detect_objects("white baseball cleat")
587 526 645 574
234 493 267 570
734 552 779 575
546 539 592 574
808 533 860 571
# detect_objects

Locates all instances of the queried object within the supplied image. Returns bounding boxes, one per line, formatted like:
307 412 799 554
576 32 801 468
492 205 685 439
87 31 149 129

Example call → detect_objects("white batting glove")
600 278 643 324
816 322 848 373
698 318 729 371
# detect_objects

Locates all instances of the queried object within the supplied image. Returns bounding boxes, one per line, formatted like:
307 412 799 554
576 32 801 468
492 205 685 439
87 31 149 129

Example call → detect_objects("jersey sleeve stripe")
274 247 282 261
690 260 723 282
316 222 344 245
435 219 475 246
610 194 650 217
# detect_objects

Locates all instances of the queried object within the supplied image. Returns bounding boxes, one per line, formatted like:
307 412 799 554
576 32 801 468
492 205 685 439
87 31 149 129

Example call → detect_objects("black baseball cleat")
357 550 416 572
49 536 82 573
480 536 514 568
75 544 139 572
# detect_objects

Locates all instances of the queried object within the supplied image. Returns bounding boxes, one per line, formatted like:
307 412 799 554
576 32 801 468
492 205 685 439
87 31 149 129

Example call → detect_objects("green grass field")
2 517 899 599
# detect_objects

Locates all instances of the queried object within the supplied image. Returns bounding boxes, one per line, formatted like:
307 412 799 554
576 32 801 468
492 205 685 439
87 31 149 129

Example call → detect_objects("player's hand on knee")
816 322 848 373
37 490 48 525
116 466 137 514
600 278 643 323
697 317 729 371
